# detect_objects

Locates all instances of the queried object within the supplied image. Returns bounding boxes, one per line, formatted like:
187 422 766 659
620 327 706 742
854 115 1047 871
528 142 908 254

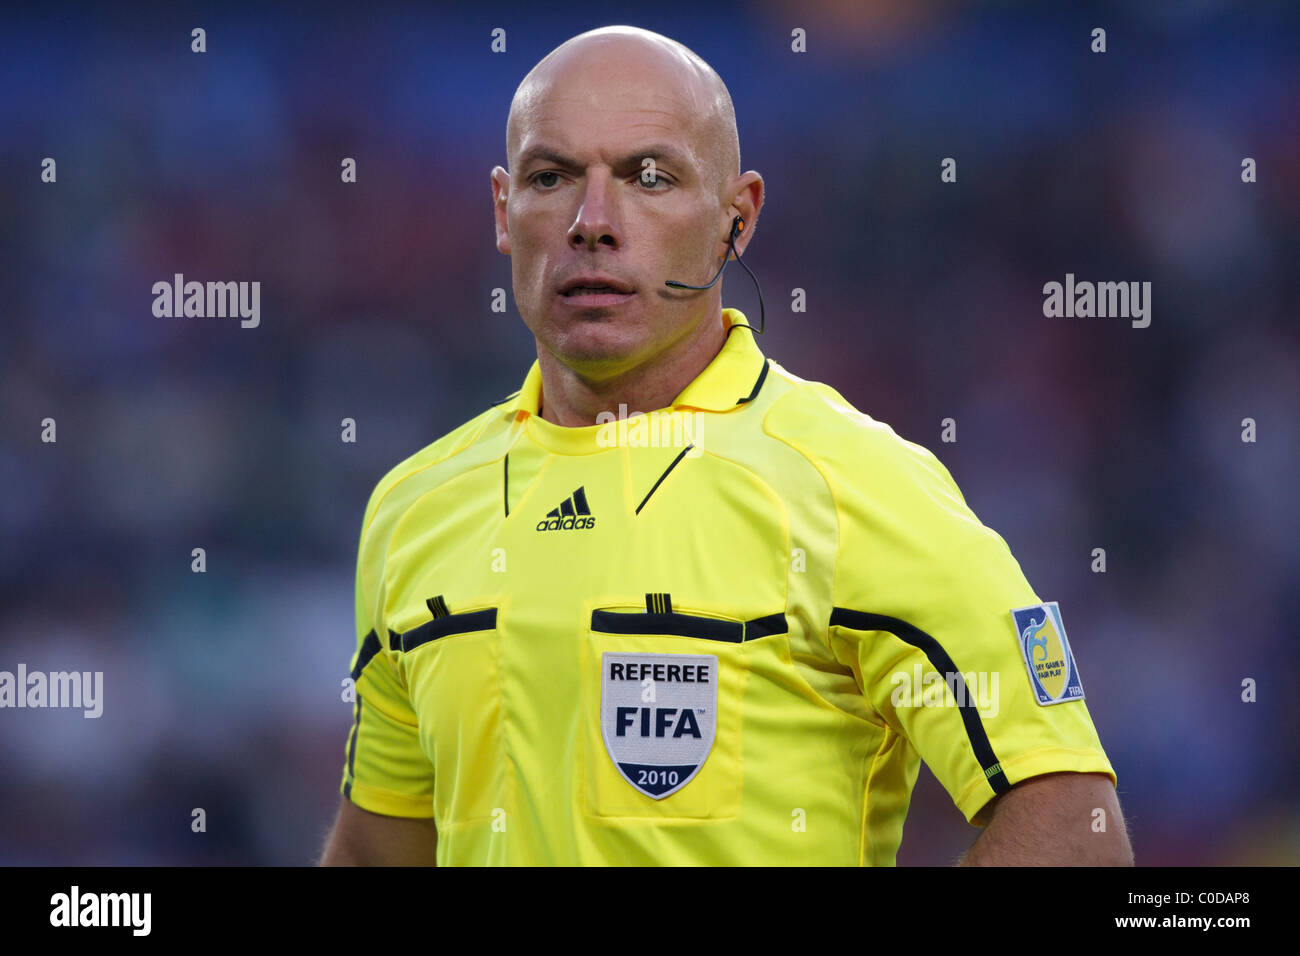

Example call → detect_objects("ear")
491 167 511 255
727 171 764 258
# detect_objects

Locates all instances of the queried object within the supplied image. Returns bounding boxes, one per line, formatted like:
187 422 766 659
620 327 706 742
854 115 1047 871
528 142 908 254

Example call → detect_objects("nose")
568 168 620 251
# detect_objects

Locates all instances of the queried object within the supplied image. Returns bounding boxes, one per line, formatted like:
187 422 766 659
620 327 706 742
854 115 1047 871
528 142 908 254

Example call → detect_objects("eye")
635 172 672 190
531 171 562 188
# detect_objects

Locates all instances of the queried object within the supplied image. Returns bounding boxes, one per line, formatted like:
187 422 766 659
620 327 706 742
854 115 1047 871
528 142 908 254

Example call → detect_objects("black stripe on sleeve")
401 608 498 652
828 607 1011 796
350 629 383 682
343 691 361 800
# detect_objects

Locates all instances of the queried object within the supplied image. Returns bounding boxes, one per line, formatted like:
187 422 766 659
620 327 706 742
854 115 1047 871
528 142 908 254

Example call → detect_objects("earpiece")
664 213 765 334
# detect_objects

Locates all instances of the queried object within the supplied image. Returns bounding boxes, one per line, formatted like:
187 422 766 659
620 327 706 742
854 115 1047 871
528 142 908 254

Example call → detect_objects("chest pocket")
581 593 787 820
398 597 503 826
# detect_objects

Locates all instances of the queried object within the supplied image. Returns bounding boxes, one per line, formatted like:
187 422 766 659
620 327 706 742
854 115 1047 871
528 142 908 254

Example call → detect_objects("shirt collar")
501 307 768 422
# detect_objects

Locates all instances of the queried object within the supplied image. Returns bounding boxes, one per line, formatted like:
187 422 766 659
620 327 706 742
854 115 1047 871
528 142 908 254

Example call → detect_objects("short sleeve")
339 485 436 818
819 423 1116 825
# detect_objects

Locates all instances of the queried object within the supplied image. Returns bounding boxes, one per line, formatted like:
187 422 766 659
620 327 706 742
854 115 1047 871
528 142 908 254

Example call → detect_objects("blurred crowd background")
1 0 1296 865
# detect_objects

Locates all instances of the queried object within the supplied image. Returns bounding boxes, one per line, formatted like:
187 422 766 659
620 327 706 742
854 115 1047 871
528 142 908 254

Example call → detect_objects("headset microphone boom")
664 215 766 334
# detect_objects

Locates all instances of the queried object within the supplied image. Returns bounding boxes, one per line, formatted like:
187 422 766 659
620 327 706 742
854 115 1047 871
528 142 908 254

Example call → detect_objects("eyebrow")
518 143 694 175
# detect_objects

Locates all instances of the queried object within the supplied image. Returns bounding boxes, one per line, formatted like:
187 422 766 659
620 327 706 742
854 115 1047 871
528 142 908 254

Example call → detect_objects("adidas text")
536 515 596 531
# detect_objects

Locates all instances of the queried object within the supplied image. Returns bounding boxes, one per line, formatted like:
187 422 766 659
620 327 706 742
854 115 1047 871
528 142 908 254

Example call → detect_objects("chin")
545 315 649 372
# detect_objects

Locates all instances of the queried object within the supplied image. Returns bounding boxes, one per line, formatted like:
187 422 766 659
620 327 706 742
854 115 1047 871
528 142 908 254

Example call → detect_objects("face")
492 51 735 382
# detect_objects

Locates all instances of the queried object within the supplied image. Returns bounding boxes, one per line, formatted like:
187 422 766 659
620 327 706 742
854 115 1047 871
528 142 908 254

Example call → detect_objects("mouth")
557 277 636 309
558 288 636 308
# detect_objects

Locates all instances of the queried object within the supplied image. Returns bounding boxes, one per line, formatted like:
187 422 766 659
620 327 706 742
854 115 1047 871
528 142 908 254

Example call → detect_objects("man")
319 25 1131 866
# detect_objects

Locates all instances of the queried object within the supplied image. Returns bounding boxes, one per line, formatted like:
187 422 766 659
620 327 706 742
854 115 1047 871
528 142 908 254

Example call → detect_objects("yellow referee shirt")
340 307 1116 865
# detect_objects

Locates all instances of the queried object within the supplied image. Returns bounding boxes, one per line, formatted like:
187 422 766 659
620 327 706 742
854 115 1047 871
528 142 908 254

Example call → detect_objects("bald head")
507 26 739 195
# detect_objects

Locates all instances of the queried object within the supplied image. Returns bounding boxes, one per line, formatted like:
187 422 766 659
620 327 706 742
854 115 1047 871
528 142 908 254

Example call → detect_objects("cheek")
512 211 559 263
666 216 714 265
506 226 545 285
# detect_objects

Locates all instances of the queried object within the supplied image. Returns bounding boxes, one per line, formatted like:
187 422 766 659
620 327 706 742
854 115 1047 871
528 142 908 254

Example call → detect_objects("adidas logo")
536 486 597 531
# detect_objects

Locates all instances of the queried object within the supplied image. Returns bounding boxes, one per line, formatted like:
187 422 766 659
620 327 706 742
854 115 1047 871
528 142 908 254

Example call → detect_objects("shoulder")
759 364 1029 615
759 361 961 507
359 400 509 539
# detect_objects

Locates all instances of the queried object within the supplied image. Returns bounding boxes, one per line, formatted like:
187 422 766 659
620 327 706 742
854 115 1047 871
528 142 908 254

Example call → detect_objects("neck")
537 311 726 426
